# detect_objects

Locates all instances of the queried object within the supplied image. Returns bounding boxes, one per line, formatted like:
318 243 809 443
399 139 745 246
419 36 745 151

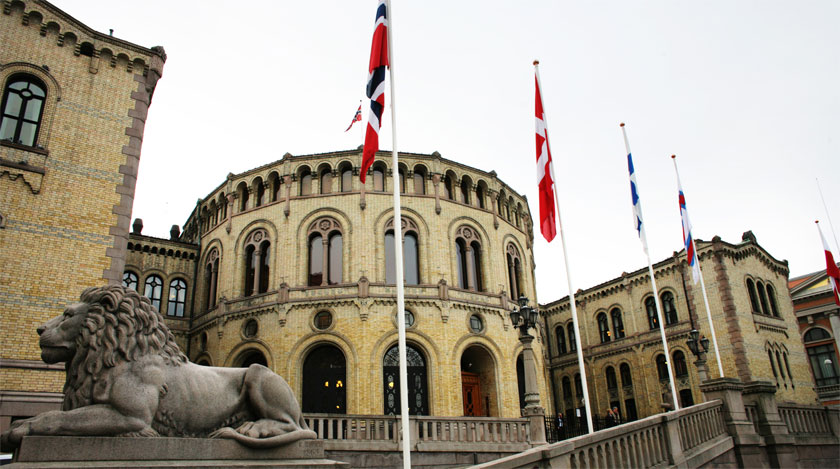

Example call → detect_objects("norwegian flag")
676 166 701 283
534 75 557 242
361 0 389 183
817 221 840 306
345 103 362 132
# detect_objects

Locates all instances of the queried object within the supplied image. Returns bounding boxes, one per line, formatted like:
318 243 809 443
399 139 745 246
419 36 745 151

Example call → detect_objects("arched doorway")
234 349 267 367
460 345 497 416
302 344 347 414
383 344 428 415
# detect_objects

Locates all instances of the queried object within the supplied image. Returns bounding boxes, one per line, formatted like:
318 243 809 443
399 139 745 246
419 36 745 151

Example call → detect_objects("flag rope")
535 61 594 433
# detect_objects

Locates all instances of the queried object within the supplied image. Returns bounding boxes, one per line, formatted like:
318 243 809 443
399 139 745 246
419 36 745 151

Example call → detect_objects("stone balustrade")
677 401 727 453
778 404 833 435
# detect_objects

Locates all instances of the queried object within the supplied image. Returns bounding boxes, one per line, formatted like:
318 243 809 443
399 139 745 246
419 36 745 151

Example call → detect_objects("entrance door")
462 372 482 416
383 344 428 415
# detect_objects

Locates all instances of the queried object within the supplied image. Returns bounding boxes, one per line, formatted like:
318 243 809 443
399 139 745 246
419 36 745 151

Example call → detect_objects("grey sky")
54 0 840 303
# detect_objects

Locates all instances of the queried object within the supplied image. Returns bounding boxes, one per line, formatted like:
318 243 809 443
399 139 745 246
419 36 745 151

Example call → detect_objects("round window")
315 311 333 330
404 310 415 327
469 314 483 333
243 319 259 338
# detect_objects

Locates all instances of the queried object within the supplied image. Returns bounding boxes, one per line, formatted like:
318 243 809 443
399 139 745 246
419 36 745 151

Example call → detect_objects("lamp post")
510 295 547 445
686 329 711 383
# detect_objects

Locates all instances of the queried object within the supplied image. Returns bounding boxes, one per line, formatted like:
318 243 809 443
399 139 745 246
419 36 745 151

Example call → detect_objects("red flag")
535 75 557 242
818 221 840 306
361 0 388 183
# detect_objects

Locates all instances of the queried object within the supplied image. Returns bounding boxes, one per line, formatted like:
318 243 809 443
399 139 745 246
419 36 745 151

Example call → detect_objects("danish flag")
535 75 557 242
361 0 388 183
817 221 840 306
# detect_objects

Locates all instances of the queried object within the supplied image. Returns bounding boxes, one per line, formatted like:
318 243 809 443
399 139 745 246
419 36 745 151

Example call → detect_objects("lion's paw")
236 419 292 438
1 419 31 449
209 427 237 439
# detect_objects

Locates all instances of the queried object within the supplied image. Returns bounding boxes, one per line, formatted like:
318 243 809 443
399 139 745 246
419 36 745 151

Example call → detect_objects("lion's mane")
63 285 187 410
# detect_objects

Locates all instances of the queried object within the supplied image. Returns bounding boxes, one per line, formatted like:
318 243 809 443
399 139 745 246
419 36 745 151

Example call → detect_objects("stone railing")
744 403 760 433
778 404 834 435
303 414 531 452
473 401 731 468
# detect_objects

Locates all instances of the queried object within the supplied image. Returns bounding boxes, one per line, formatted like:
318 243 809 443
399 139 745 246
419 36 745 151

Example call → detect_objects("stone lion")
1 285 316 449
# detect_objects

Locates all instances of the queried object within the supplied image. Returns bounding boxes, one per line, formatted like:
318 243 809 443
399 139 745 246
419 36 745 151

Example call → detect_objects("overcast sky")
55 0 840 304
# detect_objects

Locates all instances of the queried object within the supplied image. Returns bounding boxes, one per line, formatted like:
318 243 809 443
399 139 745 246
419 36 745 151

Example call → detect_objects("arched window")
656 354 669 381
783 352 794 388
122 271 138 291
308 217 343 286
383 344 428 415
574 373 583 397
756 281 770 315
562 376 572 399
804 328 832 342
506 244 523 300
460 177 470 204
413 166 426 194
597 312 610 343
620 363 633 387
610 308 625 339
385 217 420 285
144 274 163 310
320 168 332 194
455 226 483 291
645 296 659 330
234 350 267 368
398 168 406 193
372 166 385 192
1 75 46 146
237 182 249 212
219 193 227 220
776 350 786 384
555 326 567 355
302 345 347 414
662 291 678 325
673 350 688 377
766 284 780 317
567 324 577 352
807 342 839 386
443 174 455 200
167 279 187 317
768 349 779 385
243 229 270 296
475 184 486 209
606 366 618 390
204 249 219 310
254 178 264 207
341 166 352 192
270 174 281 202
746 278 760 313
299 168 312 196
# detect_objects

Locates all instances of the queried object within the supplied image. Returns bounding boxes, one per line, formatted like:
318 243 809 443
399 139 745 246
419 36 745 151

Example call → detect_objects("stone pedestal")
700 377 767 468
522 406 547 446
7 436 347 468
742 380 797 469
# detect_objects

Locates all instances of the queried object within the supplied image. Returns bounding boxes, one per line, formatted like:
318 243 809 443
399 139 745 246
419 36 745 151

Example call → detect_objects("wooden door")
462 371 482 416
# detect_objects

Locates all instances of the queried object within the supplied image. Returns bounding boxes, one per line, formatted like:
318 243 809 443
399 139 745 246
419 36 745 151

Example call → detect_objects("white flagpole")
672 155 724 378
816 178 840 256
534 61 594 433
621 123 680 411
384 1 411 467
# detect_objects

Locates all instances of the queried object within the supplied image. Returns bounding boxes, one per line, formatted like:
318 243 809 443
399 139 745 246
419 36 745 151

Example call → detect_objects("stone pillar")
829 312 840 359
321 237 329 286
283 175 291 217
519 332 547 446
432 174 441 214
742 380 797 469
359 168 367 211
209 263 218 309
465 245 476 290
490 191 499 229
662 411 688 468
700 377 767 468
252 250 262 296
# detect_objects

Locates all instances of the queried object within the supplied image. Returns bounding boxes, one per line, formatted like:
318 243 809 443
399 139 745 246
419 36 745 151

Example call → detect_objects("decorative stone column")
742 380 797 469
700 377 766 468
283 175 291 217
519 331 547 446
432 173 441 214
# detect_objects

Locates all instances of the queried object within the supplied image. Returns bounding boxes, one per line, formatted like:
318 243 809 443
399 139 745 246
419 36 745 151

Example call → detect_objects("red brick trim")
713 247 752 382
101 54 164 285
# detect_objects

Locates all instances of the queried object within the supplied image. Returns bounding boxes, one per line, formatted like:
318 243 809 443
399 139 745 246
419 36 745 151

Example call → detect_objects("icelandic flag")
627 151 647 253
677 175 701 283
361 0 388 183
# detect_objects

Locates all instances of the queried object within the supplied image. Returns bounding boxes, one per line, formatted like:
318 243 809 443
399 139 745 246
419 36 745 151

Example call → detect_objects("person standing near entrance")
555 412 564 440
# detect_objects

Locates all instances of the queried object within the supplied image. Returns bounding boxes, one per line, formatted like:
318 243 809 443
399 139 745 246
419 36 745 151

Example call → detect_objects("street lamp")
686 329 710 382
509 295 547 444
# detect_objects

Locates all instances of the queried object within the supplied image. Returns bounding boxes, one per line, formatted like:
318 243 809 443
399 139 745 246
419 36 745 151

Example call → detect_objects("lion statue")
1 285 316 449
